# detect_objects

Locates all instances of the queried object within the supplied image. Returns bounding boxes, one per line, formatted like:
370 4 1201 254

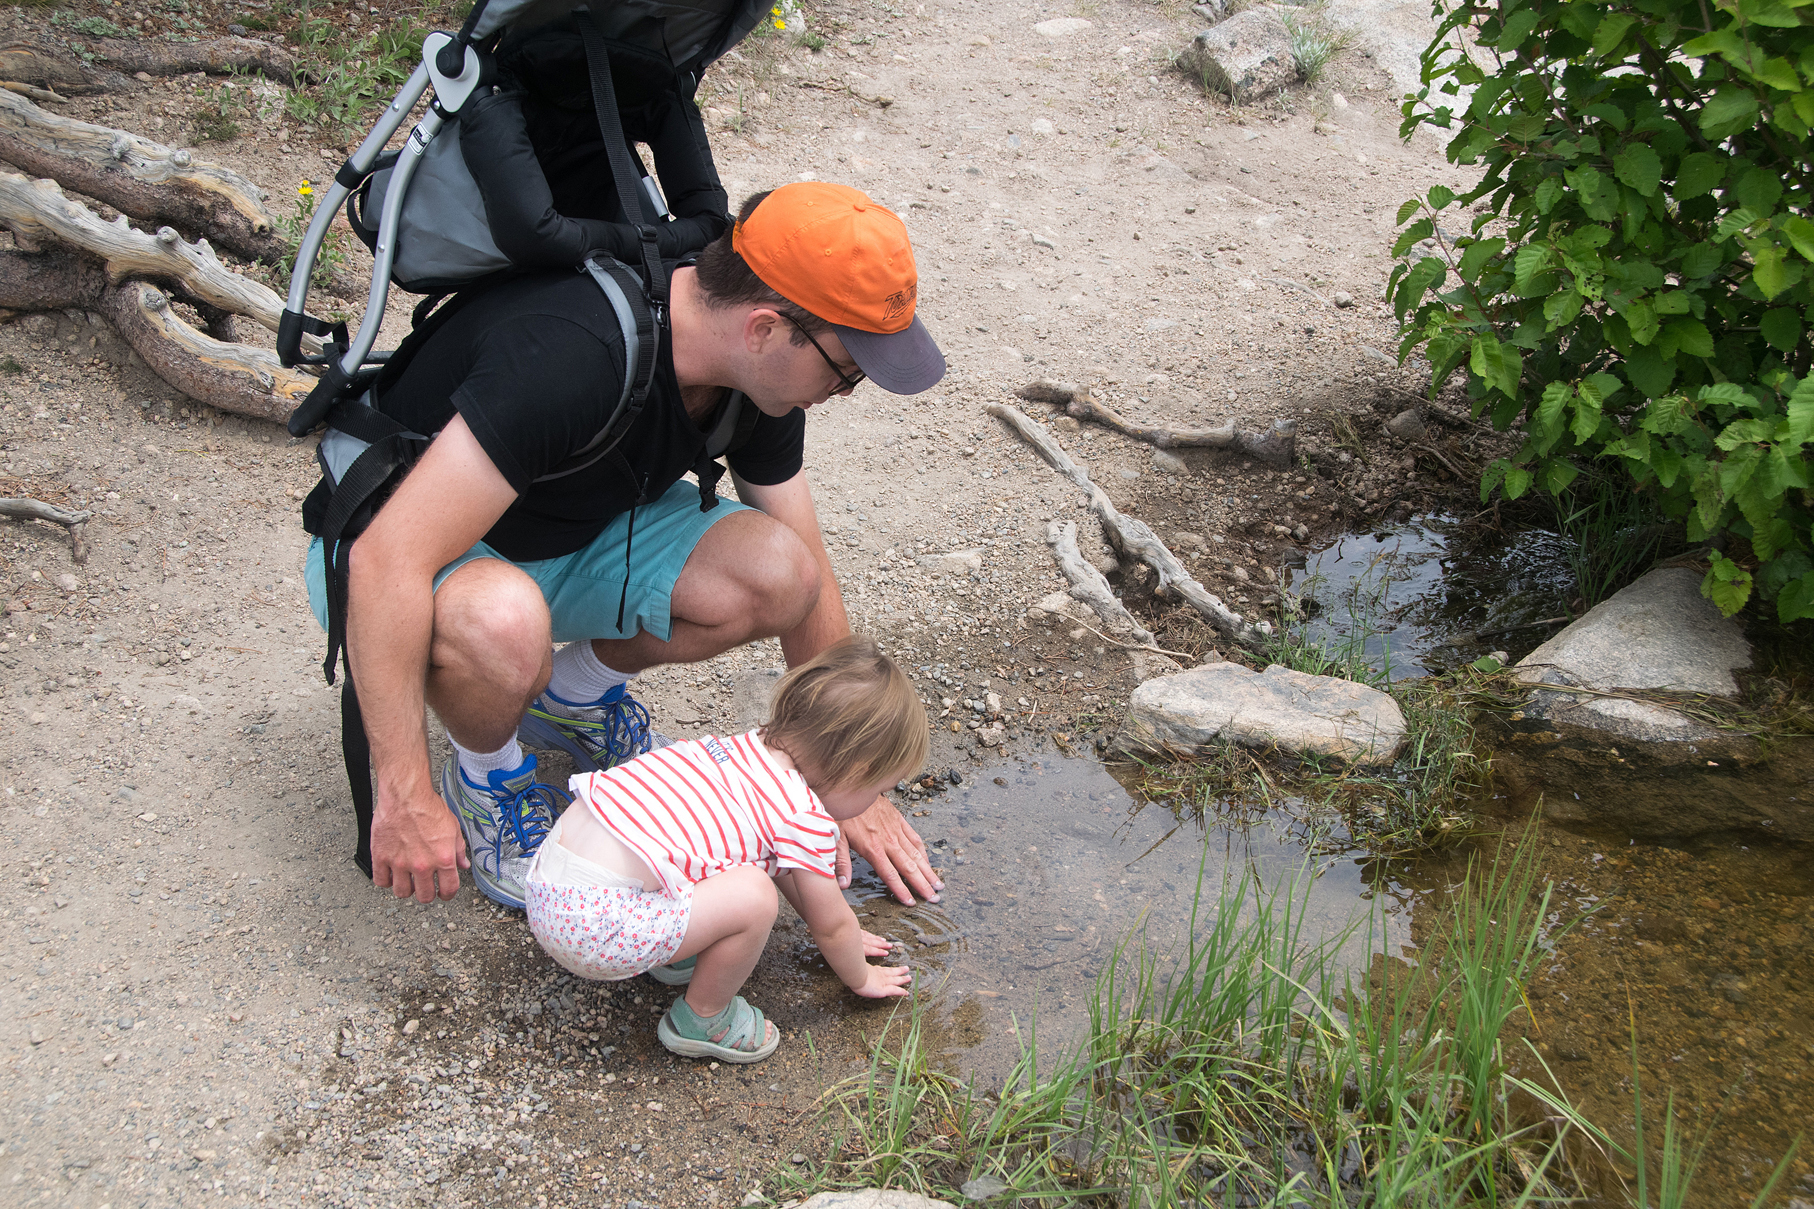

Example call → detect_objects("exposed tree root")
1015 379 1297 467
989 402 1271 651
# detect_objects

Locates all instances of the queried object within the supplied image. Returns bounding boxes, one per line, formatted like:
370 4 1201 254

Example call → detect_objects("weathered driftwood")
102 282 313 422
0 247 316 421
88 36 299 85
0 171 295 330
0 497 92 564
0 40 115 96
1046 518 1158 648
0 90 282 263
989 402 1271 650
1016 380 1297 467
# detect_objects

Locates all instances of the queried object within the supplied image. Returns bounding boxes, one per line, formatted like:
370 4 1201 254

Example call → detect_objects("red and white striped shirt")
571 730 839 898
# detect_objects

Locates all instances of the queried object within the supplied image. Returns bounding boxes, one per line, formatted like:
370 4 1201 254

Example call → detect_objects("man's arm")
731 468 944 905
346 416 518 902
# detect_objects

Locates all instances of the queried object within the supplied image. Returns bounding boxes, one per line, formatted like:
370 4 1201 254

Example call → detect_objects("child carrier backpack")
278 0 769 877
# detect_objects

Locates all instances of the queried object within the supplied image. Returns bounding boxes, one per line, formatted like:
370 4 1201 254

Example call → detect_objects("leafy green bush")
1390 0 1813 620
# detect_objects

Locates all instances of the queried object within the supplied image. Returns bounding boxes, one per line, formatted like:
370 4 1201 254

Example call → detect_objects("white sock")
449 732 525 782
545 641 634 713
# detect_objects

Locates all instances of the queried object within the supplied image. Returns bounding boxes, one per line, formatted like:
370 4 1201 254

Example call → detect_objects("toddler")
524 636 929 1063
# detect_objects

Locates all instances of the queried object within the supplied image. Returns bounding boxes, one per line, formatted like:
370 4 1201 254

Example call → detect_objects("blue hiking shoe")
439 753 564 910
518 684 667 772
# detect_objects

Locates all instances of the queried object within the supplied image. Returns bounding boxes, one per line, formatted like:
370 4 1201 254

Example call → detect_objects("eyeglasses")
782 313 865 394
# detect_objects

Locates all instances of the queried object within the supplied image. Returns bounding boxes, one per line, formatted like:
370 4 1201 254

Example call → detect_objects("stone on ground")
799 1193 956 1209
1175 9 1297 104
1115 662 1405 766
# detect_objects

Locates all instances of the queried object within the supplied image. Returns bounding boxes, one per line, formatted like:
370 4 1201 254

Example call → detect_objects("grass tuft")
1281 4 1355 86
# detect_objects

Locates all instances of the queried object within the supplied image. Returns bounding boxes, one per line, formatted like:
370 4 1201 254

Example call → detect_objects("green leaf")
1427 184 1456 209
1680 242 1724 278
1705 557 1752 617
1544 288 1586 328
1472 333 1521 398
1715 418 1777 450
1613 143 1661 196
1783 215 1814 261
1590 13 1636 55
1701 88 1762 140
1761 308 1802 351
1717 207 1761 240
1537 380 1572 433
1513 243 1551 290
1571 390 1602 443
1458 236 1505 283
1627 345 1677 397
1666 318 1715 358
1738 0 1804 29
1675 152 1726 199
1545 459 1580 493
1582 373 1623 406
1394 198 1421 225
1626 299 1660 345
1653 289 1692 315
1495 6 1540 49
1735 167 1784 213
1683 28 1749 59
1778 573 1814 623
1502 464 1533 499
1753 247 1791 298
1535 175 1564 214
1787 375 1814 444
1393 217 1434 258
1754 56 1803 92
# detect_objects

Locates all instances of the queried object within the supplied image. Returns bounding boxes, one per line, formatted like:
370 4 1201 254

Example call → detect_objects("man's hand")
838 796 942 905
372 789 468 903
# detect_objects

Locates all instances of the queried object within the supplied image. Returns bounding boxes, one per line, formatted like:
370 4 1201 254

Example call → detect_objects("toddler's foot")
657 995 778 1064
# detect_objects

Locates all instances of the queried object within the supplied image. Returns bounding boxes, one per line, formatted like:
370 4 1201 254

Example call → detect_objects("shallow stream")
826 514 1811 1206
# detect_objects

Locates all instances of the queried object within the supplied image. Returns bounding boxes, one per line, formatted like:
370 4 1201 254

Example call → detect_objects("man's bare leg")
424 558 555 751
590 509 819 674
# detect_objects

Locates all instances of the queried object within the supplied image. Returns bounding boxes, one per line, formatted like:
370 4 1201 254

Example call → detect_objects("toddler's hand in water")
853 963 913 999
860 928 900 958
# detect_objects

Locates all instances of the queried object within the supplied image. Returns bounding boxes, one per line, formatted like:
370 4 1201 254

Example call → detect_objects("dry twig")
0 496 91 563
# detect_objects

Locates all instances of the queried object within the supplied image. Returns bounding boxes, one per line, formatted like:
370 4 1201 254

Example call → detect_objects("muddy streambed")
850 750 1812 1206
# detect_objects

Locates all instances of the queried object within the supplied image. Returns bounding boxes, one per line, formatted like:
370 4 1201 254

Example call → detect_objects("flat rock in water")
799 1193 956 1209
1174 9 1296 104
1513 567 1751 745
1115 662 1405 766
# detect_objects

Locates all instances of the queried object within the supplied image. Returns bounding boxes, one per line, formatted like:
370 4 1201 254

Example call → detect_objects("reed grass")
787 835 1600 1206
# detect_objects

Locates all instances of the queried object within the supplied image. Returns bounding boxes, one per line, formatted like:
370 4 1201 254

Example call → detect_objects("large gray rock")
1514 567 1752 746
1116 662 1405 766
1175 9 1298 104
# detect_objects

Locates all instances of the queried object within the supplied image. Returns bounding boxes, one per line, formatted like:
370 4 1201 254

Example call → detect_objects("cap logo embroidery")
881 284 915 324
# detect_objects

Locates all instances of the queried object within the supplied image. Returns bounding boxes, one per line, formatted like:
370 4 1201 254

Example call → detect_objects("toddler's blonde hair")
763 636 928 790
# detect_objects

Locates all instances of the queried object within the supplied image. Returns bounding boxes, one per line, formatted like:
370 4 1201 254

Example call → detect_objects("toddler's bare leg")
670 867 777 1017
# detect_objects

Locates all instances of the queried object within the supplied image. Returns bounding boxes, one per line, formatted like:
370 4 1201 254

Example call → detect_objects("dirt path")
0 1 1476 1205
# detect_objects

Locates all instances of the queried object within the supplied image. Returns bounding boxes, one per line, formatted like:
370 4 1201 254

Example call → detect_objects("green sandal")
657 995 779 1064
646 955 697 986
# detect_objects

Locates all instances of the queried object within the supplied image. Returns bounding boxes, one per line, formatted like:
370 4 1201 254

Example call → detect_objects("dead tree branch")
100 281 313 422
0 171 297 331
0 90 282 263
0 497 92 563
1016 380 1297 467
88 36 300 85
989 402 1271 651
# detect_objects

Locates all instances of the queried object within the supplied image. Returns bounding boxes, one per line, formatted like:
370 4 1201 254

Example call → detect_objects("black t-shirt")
377 271 805 561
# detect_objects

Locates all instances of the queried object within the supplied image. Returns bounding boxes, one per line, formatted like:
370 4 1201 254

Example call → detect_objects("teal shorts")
304 479 753 644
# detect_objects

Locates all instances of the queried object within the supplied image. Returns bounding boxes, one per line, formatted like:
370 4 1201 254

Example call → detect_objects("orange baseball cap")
732 182 946 394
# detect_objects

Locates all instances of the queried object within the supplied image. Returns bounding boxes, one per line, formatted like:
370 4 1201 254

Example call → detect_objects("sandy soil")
0 0 1528 1206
